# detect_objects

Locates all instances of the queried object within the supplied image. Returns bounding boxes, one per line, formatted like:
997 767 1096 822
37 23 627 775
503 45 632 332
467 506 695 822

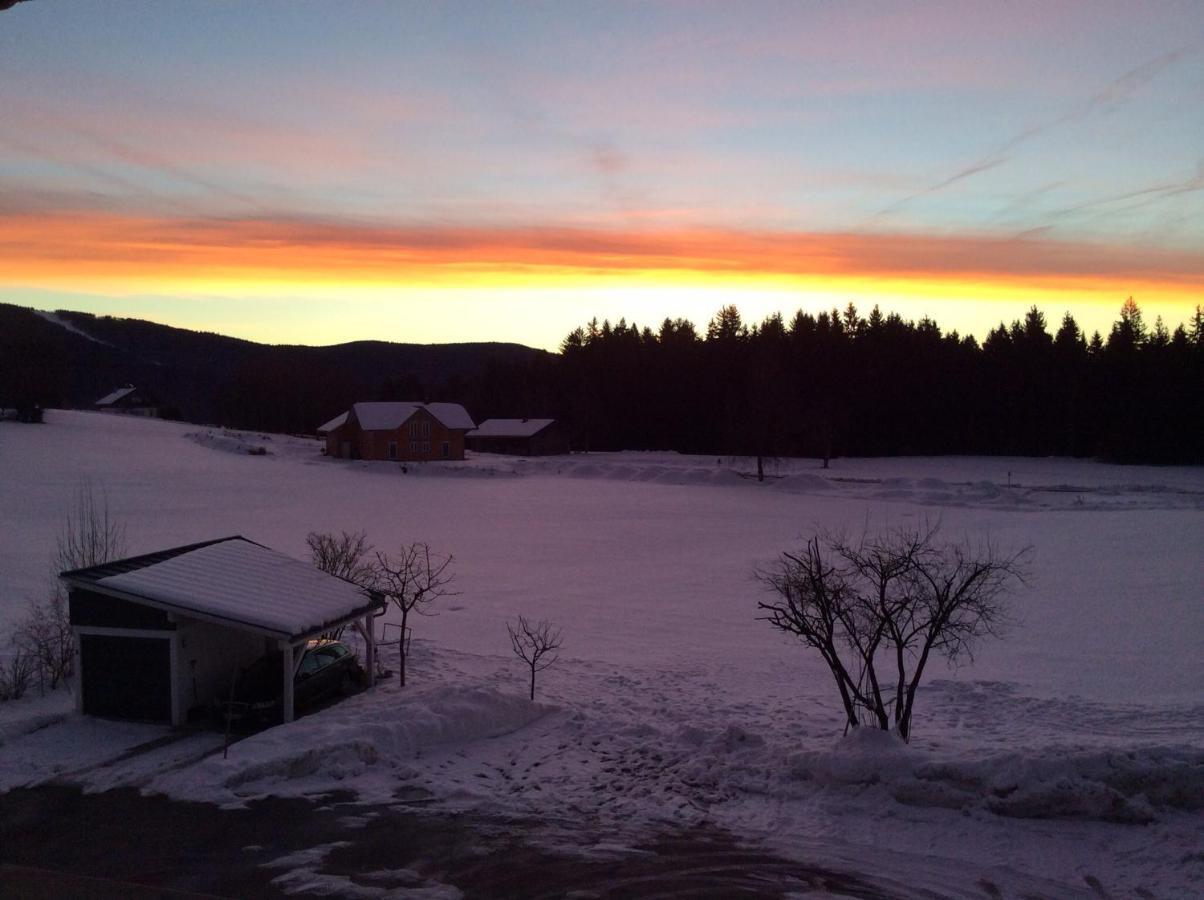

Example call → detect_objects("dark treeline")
546 298 1204 464
3 299 1200 464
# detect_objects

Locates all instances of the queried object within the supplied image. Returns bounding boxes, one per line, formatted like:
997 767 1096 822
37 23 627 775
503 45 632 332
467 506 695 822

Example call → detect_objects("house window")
387 442 397 460
410 440 430 455
408 419 431 439
441 441 450 459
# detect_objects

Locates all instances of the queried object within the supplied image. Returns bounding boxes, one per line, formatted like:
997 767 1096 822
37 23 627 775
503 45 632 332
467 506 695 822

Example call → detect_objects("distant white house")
467 418 570 456
94 384 162 418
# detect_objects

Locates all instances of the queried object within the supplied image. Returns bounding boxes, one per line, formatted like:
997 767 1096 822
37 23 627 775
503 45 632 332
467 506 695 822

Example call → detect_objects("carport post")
169 631 184 728
281 640 295 723
364 612 376 687
72 626 83 715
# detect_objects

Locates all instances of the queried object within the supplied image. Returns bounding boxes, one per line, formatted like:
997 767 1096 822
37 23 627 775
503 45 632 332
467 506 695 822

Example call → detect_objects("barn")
318 401 475 461
94 384 163 418
466 418 570 456
60 536 385 726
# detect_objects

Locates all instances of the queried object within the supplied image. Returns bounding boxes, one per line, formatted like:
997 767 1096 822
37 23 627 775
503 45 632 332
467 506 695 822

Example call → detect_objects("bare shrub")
15 592 75 691
0 646 37 701
373 543 457 687
507 615 563 701
756 522 1029 741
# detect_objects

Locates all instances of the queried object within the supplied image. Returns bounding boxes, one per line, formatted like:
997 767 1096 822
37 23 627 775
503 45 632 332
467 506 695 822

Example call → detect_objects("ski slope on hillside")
1 411 1201 897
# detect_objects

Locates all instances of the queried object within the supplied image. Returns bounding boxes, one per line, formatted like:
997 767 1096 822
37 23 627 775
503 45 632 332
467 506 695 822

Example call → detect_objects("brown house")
466 418 570 456
319 401 475 461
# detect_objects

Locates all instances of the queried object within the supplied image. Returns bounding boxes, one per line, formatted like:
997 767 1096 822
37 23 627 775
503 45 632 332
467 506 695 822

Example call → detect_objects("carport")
61 536 385 726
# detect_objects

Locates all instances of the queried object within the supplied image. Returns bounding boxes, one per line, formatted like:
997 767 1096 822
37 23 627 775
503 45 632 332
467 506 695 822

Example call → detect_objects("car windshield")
300 643 349 675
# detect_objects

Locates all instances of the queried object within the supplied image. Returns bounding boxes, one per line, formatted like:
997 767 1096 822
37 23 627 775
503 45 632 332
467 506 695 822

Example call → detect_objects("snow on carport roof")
67 537 382 641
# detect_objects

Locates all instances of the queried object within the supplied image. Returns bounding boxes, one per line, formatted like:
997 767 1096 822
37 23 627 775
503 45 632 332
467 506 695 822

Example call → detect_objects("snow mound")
775 472 831 492
156 686 552 802
787 732 1204 824
186 429 274 456
788 728 914 786
306 441 1204 510
403 462 518 479
915 748 1204 824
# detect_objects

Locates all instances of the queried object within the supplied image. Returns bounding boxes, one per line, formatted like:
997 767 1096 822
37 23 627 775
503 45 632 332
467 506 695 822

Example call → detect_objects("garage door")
80 634 172 722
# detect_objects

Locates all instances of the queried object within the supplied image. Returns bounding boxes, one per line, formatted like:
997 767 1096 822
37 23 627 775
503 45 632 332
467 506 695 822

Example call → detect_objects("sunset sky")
2 2 1201 349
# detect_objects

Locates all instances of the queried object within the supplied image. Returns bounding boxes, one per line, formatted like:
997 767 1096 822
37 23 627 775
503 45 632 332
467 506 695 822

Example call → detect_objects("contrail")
866 45 1199 224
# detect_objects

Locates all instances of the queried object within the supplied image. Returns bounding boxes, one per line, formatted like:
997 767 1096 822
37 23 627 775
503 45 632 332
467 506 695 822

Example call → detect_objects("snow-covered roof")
350 401 475 431
317 411 348 434
64 537 382 641
95 386 137 406
470 418 556 438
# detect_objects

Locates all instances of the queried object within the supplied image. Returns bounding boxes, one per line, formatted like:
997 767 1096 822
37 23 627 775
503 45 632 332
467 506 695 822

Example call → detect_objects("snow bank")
375 450 1203 511
155 686 552 803
186 429 275 456
783 731 1204 825
788 727 914 786
582 717 1204 830
776 472 831 492
914 747 1204 824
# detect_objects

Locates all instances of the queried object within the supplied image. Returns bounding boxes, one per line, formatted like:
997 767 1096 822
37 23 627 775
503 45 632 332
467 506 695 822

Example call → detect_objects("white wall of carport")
175 617 272 718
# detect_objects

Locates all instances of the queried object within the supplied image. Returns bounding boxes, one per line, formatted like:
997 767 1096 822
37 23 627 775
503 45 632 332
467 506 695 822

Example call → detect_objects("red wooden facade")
322 402 472 462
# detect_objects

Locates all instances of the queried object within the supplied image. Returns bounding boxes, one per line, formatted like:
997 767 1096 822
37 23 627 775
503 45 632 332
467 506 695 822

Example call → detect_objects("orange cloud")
4 209 1203 293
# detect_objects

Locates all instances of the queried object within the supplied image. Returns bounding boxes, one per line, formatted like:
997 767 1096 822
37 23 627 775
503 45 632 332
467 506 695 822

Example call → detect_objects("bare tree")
6 481 129 698
756 524 1028 741
373 543 457 686
306 530 374 585
507 615 563 700
307 531 374 638
56 480 126 573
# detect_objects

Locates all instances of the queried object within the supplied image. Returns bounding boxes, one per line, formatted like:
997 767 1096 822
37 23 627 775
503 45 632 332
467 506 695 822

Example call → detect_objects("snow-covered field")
1 410 1202 898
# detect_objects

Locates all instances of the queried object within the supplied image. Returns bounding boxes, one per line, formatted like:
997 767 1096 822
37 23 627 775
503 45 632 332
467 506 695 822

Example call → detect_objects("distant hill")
0 302 554 433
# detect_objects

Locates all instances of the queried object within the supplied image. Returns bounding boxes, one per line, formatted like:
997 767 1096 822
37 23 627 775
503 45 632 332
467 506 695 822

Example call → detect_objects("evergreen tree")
532 299 1200 465
1108 297 1146 350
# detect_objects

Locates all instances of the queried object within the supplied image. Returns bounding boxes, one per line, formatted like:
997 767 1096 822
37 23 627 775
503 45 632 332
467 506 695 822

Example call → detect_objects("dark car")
216 639 364 728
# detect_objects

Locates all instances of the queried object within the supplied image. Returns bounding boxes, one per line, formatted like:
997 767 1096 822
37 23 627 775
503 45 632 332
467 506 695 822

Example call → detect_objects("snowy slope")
32 309 113 346
1 410 1202 897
